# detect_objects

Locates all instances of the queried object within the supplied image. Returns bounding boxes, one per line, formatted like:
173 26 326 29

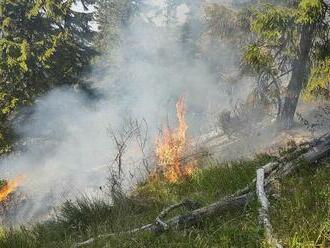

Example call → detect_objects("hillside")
0 0 330 247
0 138 329 248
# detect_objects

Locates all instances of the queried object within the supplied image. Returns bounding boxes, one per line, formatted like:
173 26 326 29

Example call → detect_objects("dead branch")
256 168 283 248
155 199 201 230
277 133 330 178
165 193 253 229
75 200 201 247
109 119 141 176
135 118 151 174
107 118 151 199
74 193 253 247
74 223 154 247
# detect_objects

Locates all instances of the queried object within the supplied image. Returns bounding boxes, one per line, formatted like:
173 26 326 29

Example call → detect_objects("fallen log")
256 168 282 248
75 223 154 247
163 193 253 230
75 133 330 247
155 199 201 230
74 193 253 247
277 133 330 178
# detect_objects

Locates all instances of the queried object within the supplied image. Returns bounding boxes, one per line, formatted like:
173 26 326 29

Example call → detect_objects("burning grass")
154 97 196 183
0 176 27 226
0 176 24 203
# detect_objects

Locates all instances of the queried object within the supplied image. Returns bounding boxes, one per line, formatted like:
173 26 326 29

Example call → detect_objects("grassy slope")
0 155 329 248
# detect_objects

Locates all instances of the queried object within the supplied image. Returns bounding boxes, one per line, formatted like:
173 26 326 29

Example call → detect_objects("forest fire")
155 97 196 182
0 176 24 203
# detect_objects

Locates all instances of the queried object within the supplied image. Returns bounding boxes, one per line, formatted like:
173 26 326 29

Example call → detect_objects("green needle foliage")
0 0 98 153
205 0 330 128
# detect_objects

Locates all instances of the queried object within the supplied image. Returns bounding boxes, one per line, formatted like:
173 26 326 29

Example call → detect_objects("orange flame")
155 97 195 182
0 176 24 202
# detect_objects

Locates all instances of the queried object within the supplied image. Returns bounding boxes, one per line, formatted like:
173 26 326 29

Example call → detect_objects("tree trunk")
279 25 314 129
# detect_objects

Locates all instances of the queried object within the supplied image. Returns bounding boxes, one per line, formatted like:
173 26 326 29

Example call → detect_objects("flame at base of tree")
0 176 24 203
155 97 196 183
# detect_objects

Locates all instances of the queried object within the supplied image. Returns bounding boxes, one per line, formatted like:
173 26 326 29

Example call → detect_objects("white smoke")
0 0 251 224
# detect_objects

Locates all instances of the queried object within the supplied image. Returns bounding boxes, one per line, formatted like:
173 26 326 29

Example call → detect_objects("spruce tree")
0 0 98 152
205 0 330 128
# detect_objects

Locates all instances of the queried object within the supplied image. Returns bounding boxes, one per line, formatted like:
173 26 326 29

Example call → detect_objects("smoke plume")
0 0 251 224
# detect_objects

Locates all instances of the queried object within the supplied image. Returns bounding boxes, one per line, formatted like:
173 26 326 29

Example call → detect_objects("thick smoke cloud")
0 0 250 224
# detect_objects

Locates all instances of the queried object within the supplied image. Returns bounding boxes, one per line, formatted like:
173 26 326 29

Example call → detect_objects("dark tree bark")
279 25 314 129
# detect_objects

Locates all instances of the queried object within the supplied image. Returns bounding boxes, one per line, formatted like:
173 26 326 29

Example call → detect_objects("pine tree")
245 0 329 128
94 0 140 51
0 0 98 153
205 0 330 129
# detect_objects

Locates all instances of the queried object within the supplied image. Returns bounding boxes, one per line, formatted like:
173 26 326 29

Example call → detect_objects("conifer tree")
0 0 98 152
205 0 330 128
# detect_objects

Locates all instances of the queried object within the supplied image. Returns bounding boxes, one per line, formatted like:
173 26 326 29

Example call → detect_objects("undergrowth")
0 154 329 248
270 160 330 247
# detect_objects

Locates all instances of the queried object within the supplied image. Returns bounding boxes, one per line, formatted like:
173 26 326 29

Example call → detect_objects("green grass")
0 154 329 248
270 160 330 247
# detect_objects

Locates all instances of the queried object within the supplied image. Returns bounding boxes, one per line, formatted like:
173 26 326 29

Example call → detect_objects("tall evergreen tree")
94 0 140 51
0 0 98 152
245 0 329 128
205 0 330 129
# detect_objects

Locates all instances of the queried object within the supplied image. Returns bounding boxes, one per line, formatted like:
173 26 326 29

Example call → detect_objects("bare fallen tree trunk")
163 193 253 230
278 133 330 177
155 199 201 230
75 223 155 247
75 194 252 247
256 168 283 248
75 133 330 248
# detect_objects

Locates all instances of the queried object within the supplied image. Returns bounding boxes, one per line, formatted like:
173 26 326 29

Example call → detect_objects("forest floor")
0 147 329 248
